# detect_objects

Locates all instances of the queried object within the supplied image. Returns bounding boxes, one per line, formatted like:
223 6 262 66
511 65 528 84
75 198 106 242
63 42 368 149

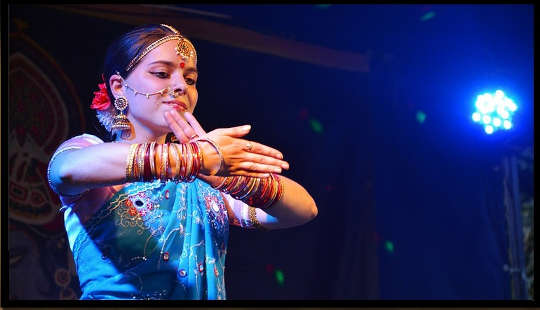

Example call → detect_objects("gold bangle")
248 207 266 230
213 176 229 190
244 177 261 200
149 142 156 178
238 177 256 200
154 144 162 181
176 143 184 180
137 143 148 181
171 143 180 180
125 144 138 182
195 138 223 176
160 143 166 181
186 143 194 180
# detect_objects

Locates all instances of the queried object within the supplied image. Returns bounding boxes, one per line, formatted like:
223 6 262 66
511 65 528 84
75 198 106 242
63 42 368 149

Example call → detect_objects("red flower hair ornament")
90 74 111 111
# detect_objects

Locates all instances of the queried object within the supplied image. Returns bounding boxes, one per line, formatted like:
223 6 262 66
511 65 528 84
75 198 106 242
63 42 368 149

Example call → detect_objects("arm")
49 127 288 197
164 110 316 229
202 174 318 230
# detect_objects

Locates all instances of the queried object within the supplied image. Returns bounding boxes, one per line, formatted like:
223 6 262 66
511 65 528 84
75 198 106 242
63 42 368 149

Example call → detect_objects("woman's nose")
169 74 187 97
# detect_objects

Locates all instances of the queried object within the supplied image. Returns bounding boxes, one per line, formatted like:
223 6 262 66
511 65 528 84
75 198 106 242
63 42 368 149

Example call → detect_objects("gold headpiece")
125 24 197 72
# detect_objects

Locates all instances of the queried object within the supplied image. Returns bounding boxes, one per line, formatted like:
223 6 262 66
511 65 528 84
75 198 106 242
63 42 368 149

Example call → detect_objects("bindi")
180 62 185 69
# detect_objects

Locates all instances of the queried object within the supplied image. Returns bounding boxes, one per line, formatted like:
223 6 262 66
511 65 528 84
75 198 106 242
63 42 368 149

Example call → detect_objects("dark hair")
102 24 178 101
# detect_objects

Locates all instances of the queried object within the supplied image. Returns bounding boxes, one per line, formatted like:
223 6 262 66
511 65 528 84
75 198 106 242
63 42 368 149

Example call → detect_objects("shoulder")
55 133 104 152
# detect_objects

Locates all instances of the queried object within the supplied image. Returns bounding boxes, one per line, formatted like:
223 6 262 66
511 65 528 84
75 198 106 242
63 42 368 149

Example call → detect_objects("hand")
164 110 289 178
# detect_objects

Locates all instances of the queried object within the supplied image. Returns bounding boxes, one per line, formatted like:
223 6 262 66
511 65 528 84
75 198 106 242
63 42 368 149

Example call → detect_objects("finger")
243 153 289 170
237 139 283 160
164 111 190 143
213 125 251 138
170 110 199 141
183 112 207 136
237 162 283 174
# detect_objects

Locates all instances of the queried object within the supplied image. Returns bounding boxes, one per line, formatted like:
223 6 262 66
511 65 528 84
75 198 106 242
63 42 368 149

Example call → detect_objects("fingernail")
282 163 289 169
278 153 283 159
274 168 282 173
243 125 251 131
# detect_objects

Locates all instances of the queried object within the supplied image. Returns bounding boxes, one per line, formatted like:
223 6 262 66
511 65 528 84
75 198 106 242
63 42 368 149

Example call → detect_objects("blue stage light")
472 90 517 134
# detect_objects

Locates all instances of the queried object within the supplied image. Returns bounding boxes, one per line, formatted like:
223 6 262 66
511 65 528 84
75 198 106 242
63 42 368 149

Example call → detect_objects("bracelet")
248 207 266 230
149 142 156 177
125 143 138 182
169 142 179 181
195 138 224 176
137 143 147 181
215 174 283 210
125 142 203 183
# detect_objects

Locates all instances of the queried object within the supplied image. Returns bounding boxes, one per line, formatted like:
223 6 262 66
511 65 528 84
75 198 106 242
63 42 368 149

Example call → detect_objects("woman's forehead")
140 40 197 68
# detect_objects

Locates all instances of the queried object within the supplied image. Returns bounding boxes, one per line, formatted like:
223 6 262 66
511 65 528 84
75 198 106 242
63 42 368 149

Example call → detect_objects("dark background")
5 4 534 300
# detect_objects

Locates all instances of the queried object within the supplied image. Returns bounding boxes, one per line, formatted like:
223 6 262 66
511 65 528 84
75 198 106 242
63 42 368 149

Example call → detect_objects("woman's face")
118 39 198 137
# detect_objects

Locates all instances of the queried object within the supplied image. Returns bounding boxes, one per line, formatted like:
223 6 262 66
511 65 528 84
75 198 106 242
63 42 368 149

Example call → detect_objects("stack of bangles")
125 141 284 209
125 141 203 182
212 174 284 210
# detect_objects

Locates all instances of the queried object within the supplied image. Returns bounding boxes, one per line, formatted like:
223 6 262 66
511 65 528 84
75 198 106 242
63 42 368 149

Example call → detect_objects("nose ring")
168 88 182 98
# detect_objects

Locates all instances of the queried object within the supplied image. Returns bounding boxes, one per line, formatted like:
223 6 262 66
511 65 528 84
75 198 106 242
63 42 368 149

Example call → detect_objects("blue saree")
64 178 228 300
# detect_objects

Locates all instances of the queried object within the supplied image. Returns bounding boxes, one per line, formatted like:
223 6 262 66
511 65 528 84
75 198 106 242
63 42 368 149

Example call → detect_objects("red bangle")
133 143 142 181
143 143 152 181
189 142 199 181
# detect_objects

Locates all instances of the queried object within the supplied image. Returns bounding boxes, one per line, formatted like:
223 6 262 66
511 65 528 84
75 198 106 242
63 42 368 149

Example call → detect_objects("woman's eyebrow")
147 60 175 67
147 60 197 75
183 67 198 75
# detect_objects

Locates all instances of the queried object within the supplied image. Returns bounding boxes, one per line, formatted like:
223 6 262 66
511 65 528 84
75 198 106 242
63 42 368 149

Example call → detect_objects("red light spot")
265 264 274 273
299 108 309 120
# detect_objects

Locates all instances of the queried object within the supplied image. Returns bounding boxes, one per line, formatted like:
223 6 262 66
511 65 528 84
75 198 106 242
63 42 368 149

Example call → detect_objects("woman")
47 23 317 300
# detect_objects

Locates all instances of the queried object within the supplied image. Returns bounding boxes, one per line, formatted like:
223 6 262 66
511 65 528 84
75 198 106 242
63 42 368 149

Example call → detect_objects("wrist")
198 140 221 176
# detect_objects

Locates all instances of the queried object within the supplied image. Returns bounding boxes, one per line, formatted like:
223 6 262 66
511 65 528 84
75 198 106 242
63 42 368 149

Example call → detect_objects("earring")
112 95 130 130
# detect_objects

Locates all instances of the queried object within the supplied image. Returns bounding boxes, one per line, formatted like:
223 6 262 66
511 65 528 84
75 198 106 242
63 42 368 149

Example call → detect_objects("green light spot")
420 11 436 21
309 119 323 133
384 241 394 253
416 110 426 124
315 4 331 8
275 269 285 285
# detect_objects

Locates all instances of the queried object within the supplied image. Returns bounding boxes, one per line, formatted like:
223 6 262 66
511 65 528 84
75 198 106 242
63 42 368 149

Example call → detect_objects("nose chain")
116 71 182 99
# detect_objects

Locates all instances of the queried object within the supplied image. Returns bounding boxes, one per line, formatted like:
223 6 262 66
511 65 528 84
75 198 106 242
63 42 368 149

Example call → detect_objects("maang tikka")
112 95 130 130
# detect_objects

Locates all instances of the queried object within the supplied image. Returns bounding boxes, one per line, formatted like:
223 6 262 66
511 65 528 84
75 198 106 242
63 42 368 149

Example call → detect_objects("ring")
190 134 199 140
245 142 253 151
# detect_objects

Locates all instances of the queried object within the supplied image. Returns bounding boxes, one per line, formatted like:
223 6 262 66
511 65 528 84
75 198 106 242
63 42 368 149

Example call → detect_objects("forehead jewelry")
125 24 197 72
116 71 181 99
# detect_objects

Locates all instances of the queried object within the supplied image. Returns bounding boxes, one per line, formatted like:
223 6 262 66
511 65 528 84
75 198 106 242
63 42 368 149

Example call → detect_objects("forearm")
51 140 220 196
50 143 132 195
200 174 318 229
259 175 318 229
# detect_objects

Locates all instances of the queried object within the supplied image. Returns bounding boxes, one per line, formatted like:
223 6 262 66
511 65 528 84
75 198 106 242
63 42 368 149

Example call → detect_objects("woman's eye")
185 78 196 85
151 71 169 78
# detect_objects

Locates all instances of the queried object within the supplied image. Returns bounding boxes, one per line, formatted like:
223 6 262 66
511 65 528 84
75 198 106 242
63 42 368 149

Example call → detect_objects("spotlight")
472 90 517 134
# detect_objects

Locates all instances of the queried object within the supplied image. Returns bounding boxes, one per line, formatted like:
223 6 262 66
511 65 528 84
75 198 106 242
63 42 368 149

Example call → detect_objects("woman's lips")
163 101 187 110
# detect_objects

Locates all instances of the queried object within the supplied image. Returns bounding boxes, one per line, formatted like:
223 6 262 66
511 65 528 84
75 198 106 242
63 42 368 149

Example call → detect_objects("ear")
109 74 125 99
